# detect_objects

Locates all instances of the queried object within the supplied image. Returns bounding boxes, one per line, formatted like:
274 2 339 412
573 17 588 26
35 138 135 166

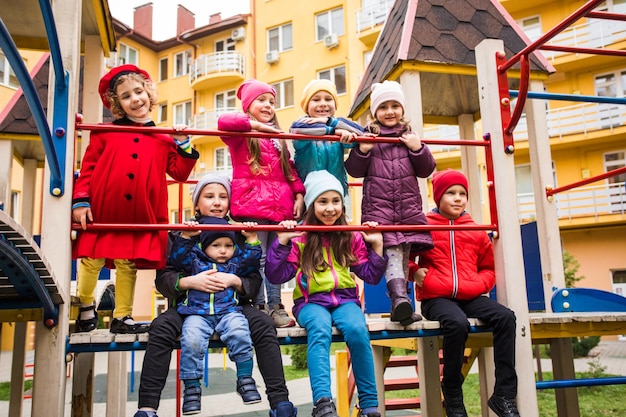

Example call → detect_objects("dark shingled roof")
349 0 554 119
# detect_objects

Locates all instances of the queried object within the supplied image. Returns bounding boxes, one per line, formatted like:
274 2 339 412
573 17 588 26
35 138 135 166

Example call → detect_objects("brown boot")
387 279 418 326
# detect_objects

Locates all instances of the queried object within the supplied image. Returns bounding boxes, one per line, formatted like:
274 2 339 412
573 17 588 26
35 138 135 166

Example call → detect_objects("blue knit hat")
199 216 236 249
303 170 344 209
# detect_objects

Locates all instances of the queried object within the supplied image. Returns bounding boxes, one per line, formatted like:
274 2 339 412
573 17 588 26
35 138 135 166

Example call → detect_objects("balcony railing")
517 182 626 222
189 52 245 84
530 18 626 61
356 0 393 33
190 107 237 130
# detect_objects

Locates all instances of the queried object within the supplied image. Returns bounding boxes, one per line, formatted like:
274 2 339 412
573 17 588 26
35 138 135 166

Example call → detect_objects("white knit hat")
303 170 344 209
370 80 406 117
192 174 231 207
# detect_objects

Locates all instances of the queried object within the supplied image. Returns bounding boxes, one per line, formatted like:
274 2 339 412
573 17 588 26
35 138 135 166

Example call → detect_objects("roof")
349 0 555 120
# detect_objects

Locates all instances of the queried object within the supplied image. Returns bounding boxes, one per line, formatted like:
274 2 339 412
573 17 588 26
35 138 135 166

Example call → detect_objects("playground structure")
1 1 626 417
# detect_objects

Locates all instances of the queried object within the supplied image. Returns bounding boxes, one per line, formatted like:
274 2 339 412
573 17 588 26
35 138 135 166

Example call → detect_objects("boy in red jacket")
409 169 520 417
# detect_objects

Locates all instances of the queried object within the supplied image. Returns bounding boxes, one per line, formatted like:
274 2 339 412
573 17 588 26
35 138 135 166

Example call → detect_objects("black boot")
387 279 418 326
442 386 468 417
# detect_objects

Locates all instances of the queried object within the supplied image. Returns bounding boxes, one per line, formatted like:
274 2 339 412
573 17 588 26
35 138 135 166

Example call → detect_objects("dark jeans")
138 303 289 410
421 296 518 398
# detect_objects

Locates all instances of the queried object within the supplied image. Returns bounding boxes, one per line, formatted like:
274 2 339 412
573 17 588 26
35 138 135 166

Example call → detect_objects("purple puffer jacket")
345 124 436 252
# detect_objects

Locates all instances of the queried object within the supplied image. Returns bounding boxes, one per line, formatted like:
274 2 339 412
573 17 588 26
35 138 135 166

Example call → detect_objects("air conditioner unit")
231 27 245 41
324 33 339 49
265 50 279 64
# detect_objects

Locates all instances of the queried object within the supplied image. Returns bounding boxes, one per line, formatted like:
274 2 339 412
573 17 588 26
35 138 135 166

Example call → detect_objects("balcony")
190 107 237 131
535 19 626 63
190 52 245 91
356 0 393 44
518 182 626 226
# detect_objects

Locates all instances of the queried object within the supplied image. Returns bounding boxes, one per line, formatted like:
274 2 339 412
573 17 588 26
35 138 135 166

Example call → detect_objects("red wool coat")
72 119 198 269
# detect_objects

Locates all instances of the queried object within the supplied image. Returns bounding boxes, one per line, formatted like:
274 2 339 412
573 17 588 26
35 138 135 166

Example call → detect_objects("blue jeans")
251 229 282 307
179 311 254 380
297 302 378 409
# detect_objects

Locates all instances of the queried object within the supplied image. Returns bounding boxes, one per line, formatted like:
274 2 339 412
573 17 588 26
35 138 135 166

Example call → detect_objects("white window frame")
173 101 192 125
603 150 626 184
157 103 167 123
267 23 293 53
271 79 294 109
517 15 542 42
171 208 193 223
318 65 347 94
214 147 232 171
118 43 138 65
315 7 345 41
174 50 192 77
0 52 19 88
215 90 237 112
158 57 168 82
216 38 236 52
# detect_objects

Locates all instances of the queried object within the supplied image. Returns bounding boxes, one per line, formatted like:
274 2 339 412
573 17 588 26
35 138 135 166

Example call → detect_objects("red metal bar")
499 0 604 72
546 166 626 197
505 54 530 137
75 123 490 147
482 133 499 235
71 223 496 233
496 52 515 154
540 44 626 57
586 10 626 21
177 182 184 223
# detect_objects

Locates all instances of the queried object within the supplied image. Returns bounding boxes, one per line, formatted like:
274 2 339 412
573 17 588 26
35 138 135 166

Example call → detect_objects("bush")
291 344 308 370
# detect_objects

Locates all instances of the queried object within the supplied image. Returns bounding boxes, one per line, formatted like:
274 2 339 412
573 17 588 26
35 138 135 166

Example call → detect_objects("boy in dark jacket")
409 169 520 417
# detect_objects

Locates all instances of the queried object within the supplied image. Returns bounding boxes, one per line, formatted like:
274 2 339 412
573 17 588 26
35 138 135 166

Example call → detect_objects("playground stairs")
382 348 477 415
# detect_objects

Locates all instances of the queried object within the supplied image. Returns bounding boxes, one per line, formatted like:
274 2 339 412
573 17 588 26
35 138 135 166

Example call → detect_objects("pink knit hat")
237 79 276 112
370 80 406 117
432 169 469 206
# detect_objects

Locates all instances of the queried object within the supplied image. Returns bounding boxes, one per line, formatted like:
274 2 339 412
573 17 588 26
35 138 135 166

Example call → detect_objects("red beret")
432 169 469 206
98 64 151 108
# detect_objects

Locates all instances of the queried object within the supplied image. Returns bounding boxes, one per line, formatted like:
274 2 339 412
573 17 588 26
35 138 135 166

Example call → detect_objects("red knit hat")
237 79 276 113
432 169 469 206
98 64 151 108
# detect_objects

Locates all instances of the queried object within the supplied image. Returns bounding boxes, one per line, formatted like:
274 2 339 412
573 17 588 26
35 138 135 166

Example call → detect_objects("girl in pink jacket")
217 79 305 328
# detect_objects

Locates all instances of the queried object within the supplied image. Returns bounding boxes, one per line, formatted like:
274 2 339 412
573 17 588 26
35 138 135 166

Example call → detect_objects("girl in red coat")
409 169 519 417
72 65 199 334
217 79 305 328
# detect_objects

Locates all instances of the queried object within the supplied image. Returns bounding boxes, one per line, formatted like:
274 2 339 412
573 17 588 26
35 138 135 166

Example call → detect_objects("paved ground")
1 340 626 416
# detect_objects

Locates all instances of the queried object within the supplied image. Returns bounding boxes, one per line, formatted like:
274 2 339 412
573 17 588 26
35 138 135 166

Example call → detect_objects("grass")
385 371 626 416
0 380 33 401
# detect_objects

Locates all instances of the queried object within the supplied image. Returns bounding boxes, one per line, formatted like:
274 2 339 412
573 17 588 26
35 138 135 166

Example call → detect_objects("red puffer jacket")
409 210 495 301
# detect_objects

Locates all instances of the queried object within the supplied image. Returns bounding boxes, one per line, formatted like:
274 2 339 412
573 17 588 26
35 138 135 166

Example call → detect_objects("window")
215 90 237 112
0 52 19 88
118 43 138 65
171 209 193 223
215 147 232 171
159 58 168 81
318 66 346 94
174 101 192 125
595 70 626 128
271 79 294 109
267 23 293 52
216 39 236 52
517 16 542 42
316 8 345 41
158 103 167 123
10 191 19 219
604 151 626 184
175 50 192 77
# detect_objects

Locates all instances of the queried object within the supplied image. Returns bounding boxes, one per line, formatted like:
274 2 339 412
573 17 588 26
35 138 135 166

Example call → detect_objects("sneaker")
236 376 262 404
182 386 202 415
110 316 150 334
270 304 295 328
269 401 298 417
443 386 468 417
134 411 158 417
76 304 98 332
357 411 381 417
488 394 520 417
311 397 339 417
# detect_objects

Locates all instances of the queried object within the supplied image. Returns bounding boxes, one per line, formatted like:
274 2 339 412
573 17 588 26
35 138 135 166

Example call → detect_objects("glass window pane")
335 66 346 94
332 9 344 35
317 14 330 40
268 28 279 51
284 80 294 107
282 24 293 50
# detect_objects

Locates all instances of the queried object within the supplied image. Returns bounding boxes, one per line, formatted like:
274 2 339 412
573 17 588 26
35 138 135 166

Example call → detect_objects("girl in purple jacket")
265 170 387 417
345 80 436 326
217 79 305 328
